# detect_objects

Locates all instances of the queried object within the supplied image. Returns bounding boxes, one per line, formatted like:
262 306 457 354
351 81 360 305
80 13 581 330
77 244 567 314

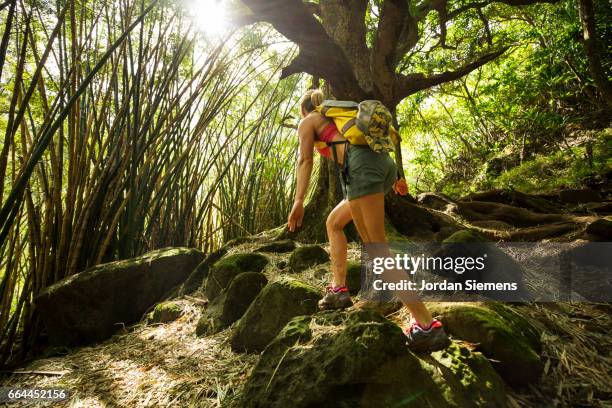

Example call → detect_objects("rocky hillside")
1 235 610 407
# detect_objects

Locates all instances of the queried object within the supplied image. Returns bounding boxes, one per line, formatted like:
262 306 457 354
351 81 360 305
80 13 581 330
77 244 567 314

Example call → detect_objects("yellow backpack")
314 100 400 152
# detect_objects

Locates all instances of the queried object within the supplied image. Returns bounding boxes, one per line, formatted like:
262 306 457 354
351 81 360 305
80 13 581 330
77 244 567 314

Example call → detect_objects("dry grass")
509 302 612 407
0 301 257 407
1 241 609 407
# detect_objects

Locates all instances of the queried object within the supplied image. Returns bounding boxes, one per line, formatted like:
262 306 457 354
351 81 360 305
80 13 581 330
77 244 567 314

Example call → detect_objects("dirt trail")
0 301 255 407
2 234 611 407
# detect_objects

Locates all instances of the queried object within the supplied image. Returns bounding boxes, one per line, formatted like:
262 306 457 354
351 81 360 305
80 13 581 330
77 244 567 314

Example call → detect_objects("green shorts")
345 145 397 201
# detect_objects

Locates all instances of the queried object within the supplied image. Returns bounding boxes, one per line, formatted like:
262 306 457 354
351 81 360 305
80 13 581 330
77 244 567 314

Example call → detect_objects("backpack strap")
327 141 350 199
340 118 357 135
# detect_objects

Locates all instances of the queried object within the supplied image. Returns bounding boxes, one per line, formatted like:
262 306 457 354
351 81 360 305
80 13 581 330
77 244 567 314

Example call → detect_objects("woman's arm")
288 118 315 232
294 119 315 202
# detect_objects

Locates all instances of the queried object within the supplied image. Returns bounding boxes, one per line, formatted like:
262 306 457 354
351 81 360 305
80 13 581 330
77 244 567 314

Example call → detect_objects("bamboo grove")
0 0 301 367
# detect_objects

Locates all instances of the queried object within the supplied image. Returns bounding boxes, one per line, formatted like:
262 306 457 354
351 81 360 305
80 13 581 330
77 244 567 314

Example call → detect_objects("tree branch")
394 46 509 104
448 0 561 19
241 0 367 100
228 14 262 28
372 0 412 103
303 1 320 16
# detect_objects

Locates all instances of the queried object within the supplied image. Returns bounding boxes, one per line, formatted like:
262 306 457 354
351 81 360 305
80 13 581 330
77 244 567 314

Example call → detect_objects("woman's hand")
393 178 409 196
288 199 305 232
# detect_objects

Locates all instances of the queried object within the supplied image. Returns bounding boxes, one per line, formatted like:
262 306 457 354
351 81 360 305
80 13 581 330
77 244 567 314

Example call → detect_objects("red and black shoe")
404 318 451 353
318 285 353 310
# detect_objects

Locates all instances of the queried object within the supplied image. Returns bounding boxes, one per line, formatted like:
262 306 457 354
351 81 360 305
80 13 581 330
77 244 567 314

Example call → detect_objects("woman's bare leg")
348 192 433 326
325 199 353 288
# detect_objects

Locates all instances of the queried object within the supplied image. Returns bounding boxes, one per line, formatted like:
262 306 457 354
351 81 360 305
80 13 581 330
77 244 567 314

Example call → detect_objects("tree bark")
280 158 340 242
577 0 612 109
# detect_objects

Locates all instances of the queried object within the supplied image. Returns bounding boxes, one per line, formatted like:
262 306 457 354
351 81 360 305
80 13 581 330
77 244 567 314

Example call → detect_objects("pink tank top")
315 122 339 158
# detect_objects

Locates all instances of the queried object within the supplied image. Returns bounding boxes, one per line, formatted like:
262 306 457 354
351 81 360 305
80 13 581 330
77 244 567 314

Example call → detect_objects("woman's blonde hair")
300 88 324 114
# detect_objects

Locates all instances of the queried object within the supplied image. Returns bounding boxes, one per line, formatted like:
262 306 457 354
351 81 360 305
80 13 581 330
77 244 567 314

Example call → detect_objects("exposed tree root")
453 201 574 227
474 222 583 241
384 193 461 241
277 177 606 244
399 190 605 242
462 189 563 214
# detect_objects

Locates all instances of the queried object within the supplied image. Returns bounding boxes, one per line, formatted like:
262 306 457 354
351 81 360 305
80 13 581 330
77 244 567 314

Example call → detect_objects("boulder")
567 240 610 267
346 261 362 295
178 247 228 295
585 218 612 239
288 244 330 272
255 240 296 253
196 272 267 336
204 253 268 301
436 230 529 301
566 240 610 300
430 343 507 407
427 302 542 386
241 309 506 407
148 301 183 323
225 236 260 247
35 247 204 346
353 299 403 316
231 277 321 352
443 229 488 243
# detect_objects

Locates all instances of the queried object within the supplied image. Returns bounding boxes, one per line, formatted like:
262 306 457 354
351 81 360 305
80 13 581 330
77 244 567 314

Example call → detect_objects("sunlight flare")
186 0 228 36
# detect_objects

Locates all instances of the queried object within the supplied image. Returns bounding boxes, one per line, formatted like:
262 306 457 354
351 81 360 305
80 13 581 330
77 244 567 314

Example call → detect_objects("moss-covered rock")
241 310 506 407
429 343 507 407
255 240 296 253
437 230 528 301
196 272 267 336
178 247 228 295
443 230 488 243
288 244 330 273
586 218 612 239
222 272 268 323
225 236 259 247
230 277 321 353
204 253 268 301
428 302 542 386
148 301 183 323
346 261 362 295
568 240 609 267
34 247 204 346
354 299 403 316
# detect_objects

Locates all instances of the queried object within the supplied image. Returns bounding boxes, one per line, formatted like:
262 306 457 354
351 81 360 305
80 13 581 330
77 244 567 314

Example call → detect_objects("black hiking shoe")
404 318 451 353
318 286 353 310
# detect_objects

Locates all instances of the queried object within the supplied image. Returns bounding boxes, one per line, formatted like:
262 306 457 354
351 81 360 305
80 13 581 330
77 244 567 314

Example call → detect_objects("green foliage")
492 130 611 194
0 0 302 368
398 0 610 196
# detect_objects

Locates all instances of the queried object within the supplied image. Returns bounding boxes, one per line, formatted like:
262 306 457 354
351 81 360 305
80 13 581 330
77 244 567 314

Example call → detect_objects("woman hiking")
287 89 450 352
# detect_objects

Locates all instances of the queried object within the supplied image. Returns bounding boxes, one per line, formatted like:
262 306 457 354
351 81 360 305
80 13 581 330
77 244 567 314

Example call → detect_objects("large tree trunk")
280 145 461 242
577 0 612 109
281 158 343 242
244 0 562 242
